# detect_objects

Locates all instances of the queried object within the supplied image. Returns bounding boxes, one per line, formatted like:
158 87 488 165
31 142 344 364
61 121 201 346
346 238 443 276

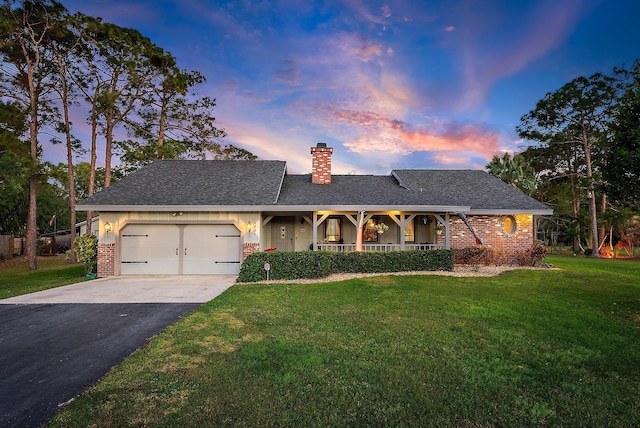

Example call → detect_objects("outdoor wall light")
247 221 253 232
104 221 112 234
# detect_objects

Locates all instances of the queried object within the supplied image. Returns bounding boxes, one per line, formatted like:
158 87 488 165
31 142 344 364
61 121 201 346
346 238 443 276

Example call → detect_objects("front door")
272 219 294 251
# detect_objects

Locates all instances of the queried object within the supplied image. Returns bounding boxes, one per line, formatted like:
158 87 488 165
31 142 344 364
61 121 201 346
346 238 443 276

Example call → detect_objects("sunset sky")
58 0 640 174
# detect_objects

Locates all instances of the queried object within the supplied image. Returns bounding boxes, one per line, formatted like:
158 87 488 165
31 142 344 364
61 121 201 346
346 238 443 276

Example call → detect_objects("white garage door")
183 224 241 274
120 224 241 275
121 224 180 275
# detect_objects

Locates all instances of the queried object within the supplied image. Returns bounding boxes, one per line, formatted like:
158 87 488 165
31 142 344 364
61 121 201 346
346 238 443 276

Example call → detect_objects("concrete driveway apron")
0 275 236 428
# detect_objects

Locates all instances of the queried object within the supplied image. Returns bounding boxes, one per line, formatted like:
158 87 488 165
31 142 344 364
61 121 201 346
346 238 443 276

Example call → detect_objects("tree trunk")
157 100 166 159
27 78 39 270
583 135 600 258
599 193 607 252
27 175 38 270
63 107 77 263
57 55 77 263
587 184 599 257
569 152 581 254
86 109 98 235
572 198 581 254
104 117 114 188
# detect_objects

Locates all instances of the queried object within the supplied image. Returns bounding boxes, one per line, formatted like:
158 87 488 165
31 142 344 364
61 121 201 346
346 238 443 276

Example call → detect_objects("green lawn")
0 256 85 299
46 255 640 427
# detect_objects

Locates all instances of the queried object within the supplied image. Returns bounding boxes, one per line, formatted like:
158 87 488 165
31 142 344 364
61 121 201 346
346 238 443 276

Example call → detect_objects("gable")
77 160 287 208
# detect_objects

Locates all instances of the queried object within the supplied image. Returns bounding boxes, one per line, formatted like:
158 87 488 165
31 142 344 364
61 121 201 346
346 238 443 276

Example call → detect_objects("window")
325 218 341 242
404 218 415 242
363 218 379 242
501 215 516 235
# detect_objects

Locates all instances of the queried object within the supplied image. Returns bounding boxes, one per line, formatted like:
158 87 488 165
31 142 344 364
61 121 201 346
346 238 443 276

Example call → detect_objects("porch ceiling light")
104 221 112 234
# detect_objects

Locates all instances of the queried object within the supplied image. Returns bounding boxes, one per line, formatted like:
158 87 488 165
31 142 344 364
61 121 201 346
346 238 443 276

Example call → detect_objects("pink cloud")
344 35 383 62
433 154 471 165
444 25 455 32
332 110 500 159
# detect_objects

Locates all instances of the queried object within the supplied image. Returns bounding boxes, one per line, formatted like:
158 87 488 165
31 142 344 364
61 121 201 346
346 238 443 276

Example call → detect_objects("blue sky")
58 0 640 174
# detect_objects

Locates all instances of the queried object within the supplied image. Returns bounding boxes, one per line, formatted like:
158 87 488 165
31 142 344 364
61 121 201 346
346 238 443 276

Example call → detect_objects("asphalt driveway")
0 275 236 428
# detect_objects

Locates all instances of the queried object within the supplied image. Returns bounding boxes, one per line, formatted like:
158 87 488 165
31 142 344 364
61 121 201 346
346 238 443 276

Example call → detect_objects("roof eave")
467 209 554 215
77 204 472 212
76 204 275 212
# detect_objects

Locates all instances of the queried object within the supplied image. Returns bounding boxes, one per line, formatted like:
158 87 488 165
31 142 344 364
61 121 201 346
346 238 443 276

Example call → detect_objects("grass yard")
49 255 640 427
0 255 85 299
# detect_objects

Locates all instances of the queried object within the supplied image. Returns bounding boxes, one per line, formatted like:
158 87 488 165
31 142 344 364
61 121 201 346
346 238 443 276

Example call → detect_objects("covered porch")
260 210 452 252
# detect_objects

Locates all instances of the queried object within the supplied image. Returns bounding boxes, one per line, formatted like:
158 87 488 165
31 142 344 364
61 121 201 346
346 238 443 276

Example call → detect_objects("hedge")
453 244 548 266
237 249 454 282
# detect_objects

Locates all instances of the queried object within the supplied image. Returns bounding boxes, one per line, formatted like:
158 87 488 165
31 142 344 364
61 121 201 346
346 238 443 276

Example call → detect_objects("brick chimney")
311 142 333 184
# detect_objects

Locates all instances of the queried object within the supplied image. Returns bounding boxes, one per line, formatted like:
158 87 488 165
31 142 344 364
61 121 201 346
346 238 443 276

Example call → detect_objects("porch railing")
317 243 444 252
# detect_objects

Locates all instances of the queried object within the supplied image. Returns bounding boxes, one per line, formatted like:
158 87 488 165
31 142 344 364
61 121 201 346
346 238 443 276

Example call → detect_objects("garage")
120 224 241 275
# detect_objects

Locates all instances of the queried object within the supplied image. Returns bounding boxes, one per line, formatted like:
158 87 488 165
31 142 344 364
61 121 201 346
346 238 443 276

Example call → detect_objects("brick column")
243 242 260 260
97 243 116 277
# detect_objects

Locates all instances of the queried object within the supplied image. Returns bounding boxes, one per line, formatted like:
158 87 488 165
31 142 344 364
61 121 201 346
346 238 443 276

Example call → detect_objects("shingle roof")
276 174 428 206
275 174 464 208
77 160 286 206
77 160 552 214
392 169 551 212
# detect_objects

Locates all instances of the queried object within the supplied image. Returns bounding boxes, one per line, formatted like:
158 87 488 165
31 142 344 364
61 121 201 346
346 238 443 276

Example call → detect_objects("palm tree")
486 152 536 195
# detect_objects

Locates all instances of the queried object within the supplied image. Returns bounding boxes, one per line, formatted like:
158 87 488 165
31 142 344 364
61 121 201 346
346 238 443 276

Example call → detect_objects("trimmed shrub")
454 246 523 266
237 249 454 282
69 233 98 275
238 251 334 282
515 243 548 267
454 246 486 265
332 250 453 274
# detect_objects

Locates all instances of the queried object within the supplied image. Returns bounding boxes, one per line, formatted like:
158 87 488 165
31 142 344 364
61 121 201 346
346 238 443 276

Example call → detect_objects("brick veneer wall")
438 214 534 262
97 242 116 277
243 242 260 260
310 145 333 184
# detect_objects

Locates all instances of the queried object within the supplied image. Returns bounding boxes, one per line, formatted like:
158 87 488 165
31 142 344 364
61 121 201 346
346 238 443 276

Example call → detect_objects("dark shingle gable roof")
392 169 550 212
77 160 286 206
78 160 551 214
277 174 471 207
276 174 427 206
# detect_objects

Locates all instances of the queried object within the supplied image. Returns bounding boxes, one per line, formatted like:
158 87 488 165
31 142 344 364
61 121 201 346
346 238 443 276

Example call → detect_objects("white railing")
316 243 444 252
404 244 443 250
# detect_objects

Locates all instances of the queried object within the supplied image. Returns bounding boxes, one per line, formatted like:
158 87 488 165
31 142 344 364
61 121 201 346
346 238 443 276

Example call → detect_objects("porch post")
399 214 406 250
445 212 451 249
355 210 365 251
313 211 318 251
